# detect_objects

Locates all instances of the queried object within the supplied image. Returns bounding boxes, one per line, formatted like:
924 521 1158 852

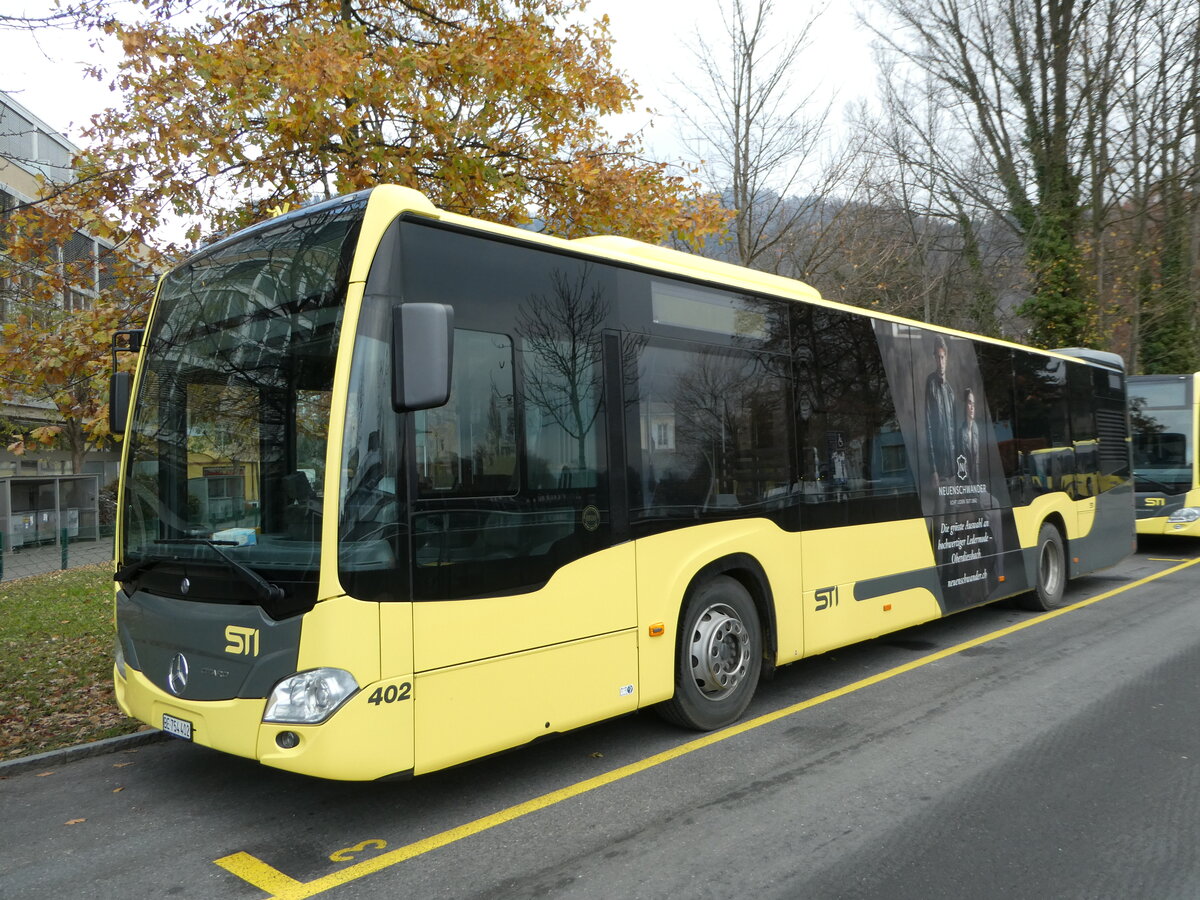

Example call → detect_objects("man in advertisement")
960 387 981 484
924 334 957 494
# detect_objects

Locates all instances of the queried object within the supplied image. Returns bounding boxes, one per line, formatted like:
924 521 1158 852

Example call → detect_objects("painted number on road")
330 839 387 863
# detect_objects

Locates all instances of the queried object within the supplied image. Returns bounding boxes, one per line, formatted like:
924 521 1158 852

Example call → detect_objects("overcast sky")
2 0 879 162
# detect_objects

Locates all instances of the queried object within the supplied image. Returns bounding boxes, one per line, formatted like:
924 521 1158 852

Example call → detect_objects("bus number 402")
367 683 412 705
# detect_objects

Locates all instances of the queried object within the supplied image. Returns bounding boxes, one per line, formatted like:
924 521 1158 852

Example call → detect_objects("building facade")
0 90 123 489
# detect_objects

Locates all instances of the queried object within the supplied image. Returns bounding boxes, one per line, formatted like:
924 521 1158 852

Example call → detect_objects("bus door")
406 327 638 773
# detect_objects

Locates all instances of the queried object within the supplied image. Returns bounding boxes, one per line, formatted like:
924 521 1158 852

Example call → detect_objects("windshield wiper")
152 538 285 604
1134 474 1185 494
114 557 163 583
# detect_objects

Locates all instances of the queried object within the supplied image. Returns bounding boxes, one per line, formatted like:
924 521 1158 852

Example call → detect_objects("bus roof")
228 184 1122 373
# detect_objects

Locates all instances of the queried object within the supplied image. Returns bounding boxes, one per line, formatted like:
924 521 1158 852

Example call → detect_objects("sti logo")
815 586 839 611
224 625 261 657
1145 497 1166 507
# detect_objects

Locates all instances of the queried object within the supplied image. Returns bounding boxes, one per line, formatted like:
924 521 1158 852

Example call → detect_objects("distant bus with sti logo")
1130 373 1200 536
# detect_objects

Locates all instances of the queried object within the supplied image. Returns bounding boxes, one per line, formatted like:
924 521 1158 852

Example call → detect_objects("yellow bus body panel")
1075 495 1097 536
413 630 638 775
296 594 382 686
1136 514 1168 536
380 600 414 681
256 674 414 780
116 665 417 781
801 519 942 657
1013 494 1076 545
412 543 636 672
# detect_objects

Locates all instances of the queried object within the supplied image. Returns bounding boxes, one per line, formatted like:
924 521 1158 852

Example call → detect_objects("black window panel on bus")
1093 366 1130 486
394 221 616 600
337 283 407 602
794 306 920 530
613 270 791 353
1067 362 1101 499
976 343 1021 494
1012 351 1073 499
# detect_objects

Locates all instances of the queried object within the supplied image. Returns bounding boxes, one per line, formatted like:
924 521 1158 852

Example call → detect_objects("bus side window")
628 338 790 524
1013 352 1071 496
1068 362 1100 498
977 345 1021 500
414 330 516 497
797 307 919 528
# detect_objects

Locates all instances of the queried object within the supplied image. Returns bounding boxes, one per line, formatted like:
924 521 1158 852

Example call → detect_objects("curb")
0 730 169 778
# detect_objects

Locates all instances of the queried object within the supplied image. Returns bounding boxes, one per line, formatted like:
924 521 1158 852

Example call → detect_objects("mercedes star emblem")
168 653 189 696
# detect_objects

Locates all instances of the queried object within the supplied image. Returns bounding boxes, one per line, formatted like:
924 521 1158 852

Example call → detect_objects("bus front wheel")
658 575 762 731
1021 522 1066 611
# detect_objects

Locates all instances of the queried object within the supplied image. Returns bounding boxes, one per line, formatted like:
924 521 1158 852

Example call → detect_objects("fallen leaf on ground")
65 818 86 825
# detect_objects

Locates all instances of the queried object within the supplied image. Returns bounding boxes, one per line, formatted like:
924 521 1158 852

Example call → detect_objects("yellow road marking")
214 852 305 894
216 555 1200 899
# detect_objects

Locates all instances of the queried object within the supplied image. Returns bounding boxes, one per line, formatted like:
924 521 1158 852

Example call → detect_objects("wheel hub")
689 603 751 700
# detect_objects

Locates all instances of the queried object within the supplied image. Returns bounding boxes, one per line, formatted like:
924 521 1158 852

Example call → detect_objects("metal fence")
0 527 113 582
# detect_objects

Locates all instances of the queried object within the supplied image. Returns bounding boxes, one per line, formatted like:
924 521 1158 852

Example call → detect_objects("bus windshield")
1130 378 1193 492
119 198 365 608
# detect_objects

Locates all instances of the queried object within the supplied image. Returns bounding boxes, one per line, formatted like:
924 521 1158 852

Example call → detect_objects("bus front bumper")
114 665 414 781
1136 512 1200 537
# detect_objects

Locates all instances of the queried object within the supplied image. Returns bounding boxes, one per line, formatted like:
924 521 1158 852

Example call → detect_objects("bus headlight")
1168 507 1200 524
264 669 359 724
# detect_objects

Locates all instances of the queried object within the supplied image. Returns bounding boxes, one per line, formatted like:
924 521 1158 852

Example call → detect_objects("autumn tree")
1 0 730 474
71 0 726 247
0 197 158 472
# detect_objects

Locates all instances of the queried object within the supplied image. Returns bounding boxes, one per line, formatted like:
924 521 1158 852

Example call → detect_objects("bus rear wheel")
658 575 762 731
1020 522 1066 611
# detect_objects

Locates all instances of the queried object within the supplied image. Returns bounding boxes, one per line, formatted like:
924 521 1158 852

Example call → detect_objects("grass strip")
0 564 141 761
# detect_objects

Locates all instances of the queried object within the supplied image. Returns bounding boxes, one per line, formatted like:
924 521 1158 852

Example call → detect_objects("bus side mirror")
109 329 144 436
392 303 454 412
110 371 132 435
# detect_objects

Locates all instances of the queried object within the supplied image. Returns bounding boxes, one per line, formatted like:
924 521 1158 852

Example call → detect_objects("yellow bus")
110 186 1135 780
1130 373 1200 535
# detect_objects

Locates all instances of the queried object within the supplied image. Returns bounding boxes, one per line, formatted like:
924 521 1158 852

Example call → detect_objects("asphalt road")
2 538 1198 899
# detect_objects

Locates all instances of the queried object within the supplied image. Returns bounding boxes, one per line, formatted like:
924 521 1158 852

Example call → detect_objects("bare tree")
1109 2 1200 372
864 0 1200 364
674 0 849 272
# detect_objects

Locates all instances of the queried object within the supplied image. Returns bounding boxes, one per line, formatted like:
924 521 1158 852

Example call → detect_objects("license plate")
162 713 193 741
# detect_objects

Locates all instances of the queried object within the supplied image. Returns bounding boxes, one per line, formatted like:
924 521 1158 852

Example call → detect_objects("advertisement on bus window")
874 322 1023 612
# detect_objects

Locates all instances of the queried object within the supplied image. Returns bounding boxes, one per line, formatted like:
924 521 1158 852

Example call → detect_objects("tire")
1020 522 1067 611
658 575 763 731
